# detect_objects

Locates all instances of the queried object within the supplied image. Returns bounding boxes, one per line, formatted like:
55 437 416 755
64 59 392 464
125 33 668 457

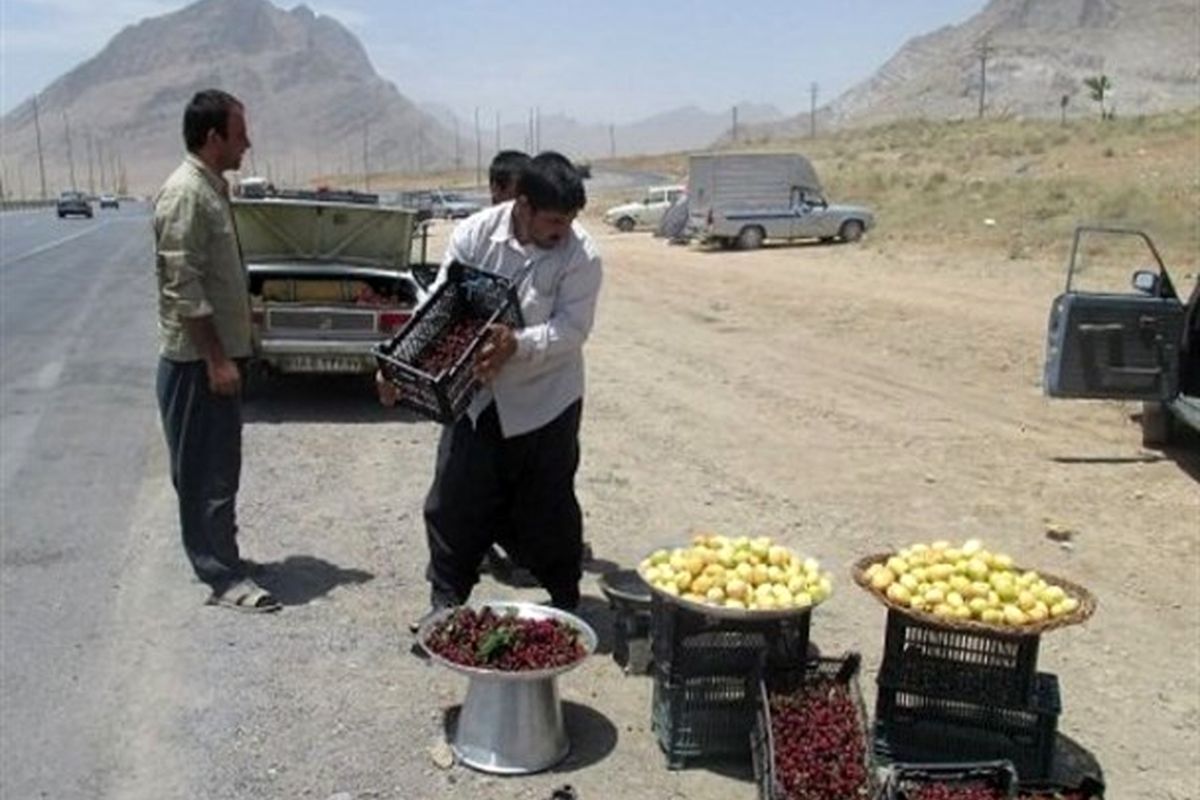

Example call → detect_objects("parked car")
429 189 484 220
233 196 424 379
98 194 119 210
1044 225 1200 446
604 185 685 232
56 190 92 219
686 152 874 249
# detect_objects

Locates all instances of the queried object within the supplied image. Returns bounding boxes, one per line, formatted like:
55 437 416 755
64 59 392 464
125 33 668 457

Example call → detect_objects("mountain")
423 102 784 162
1 0 453 194
743 0 1198 140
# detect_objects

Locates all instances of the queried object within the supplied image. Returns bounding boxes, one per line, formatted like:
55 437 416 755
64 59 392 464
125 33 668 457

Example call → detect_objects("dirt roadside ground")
238 219 1197 800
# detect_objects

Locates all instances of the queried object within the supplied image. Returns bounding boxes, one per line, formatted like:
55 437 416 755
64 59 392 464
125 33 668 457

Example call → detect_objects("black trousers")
156 357 245 592
424 401 583 608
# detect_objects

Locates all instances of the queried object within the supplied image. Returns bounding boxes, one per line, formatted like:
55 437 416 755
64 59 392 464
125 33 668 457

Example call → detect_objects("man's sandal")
206 579 281 613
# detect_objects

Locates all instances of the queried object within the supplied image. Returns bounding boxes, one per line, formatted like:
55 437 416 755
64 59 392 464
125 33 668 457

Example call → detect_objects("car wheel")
616 216 636 233
736 226 765 250
57 212 65 218
839 220 865 243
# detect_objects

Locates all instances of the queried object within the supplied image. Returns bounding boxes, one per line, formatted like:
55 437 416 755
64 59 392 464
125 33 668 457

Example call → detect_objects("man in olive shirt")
154 89 278 612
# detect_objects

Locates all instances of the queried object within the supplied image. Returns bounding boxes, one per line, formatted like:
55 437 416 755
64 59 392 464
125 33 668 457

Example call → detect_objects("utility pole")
362 118 370 191
32 95 47 199
609 123 616 158
810 82 819 138
732 106 738 142
86 131 95 195
63 112 77 189
977 38 993 118
495 111 500 153
454 118 461 170
527 108 534 152
474 106 482 188
97 139 107 192
535 106 541 152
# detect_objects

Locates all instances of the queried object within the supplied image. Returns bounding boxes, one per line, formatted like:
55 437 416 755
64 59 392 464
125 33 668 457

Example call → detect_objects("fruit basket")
751 653 877 800
374 261 523 424
416 602 596 773
852 549 1096 637
638 535 834 620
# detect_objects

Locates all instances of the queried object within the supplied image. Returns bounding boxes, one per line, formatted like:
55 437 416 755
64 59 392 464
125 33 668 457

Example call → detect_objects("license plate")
276 355 371 374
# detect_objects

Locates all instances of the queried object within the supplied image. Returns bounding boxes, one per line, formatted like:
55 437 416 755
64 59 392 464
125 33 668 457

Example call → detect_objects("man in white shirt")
380 152 602 620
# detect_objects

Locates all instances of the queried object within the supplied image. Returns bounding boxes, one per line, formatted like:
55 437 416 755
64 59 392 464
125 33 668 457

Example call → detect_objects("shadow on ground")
244 372 425 425
254 554 374 606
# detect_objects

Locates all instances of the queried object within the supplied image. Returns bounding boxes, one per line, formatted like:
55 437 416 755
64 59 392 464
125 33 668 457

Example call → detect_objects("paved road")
1 204 166 797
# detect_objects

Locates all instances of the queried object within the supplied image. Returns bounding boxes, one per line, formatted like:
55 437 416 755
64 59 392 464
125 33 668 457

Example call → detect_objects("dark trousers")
424 401 583 609
156 357 244 592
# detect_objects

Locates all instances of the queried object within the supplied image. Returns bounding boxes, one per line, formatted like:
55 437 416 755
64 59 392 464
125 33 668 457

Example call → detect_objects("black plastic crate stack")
873 609 1060 780
751 654 877 800
650 594 811 768
374 262 522 423
597 570 654 675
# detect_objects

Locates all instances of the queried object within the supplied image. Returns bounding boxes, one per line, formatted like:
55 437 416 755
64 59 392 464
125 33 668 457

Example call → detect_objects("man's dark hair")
517 151 586 213
183 89 243 153
489 150 530 190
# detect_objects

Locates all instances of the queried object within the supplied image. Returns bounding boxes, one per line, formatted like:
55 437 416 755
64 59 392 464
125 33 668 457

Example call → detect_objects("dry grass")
339 110 1199 269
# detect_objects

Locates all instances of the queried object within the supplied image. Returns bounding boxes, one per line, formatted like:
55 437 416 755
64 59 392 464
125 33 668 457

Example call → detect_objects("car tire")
736 226 765 250
1140 400 1173 448
839 220 865 243
616 216 636 233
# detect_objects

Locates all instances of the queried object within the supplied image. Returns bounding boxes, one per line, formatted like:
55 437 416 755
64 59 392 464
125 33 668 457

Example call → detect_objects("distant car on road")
430 189 483 220
604 185 685 232
56 190 92 219
98 194 119 210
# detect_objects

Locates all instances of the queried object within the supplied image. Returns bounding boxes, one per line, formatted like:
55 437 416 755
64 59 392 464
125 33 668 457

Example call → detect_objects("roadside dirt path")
211 222 1197 800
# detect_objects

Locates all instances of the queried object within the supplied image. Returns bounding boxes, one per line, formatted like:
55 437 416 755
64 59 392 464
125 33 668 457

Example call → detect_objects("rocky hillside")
0 0 452 194
745 0 1198 140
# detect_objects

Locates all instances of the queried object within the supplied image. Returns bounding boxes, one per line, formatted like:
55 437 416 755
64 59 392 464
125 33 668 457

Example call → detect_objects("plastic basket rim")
881 760 1019 799
852 553 1097 637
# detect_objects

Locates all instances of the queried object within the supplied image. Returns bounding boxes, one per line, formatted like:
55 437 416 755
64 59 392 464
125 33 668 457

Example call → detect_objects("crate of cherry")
750 653 876 800
1017 777 1105 799
880 761 1018 800
874 671 1061 780
374 261 523 423
881 610 1041 708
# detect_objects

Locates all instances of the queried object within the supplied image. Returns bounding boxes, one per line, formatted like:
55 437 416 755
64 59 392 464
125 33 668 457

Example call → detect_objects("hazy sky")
0 0 986 122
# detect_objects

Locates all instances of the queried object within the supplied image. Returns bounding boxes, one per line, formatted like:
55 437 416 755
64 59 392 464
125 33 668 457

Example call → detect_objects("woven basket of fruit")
852 539 1096 636
638 533 834 620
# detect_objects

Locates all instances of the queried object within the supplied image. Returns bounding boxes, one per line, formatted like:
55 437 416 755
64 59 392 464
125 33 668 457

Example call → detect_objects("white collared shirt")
440 201 603 437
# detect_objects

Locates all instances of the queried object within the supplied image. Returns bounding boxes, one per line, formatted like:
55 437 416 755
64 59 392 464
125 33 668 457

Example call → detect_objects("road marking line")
3 220 112 266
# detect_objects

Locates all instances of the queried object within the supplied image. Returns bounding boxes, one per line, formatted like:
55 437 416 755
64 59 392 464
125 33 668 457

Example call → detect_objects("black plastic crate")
751 654 876 799
881 609 1041 706
874 673 1061 780
651 594 811 680
881 761 1019 800
1017 776 1105 799
374 262 522 423
598 570 653 675
652 672 756 769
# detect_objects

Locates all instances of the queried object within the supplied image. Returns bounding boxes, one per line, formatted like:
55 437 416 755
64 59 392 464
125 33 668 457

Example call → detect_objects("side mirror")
1132 270 1160 296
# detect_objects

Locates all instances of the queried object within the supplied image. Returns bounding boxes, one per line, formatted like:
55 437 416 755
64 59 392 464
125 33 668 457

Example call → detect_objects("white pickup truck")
233 197 423 378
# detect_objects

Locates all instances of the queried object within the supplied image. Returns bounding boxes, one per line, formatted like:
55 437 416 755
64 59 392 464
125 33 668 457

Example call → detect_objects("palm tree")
1083 75 1113 119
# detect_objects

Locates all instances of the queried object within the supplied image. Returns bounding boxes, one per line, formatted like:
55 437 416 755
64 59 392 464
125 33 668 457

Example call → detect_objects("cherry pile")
907 784 1006 800
768 679 870 799
415 317 487 376
424 607 586 671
